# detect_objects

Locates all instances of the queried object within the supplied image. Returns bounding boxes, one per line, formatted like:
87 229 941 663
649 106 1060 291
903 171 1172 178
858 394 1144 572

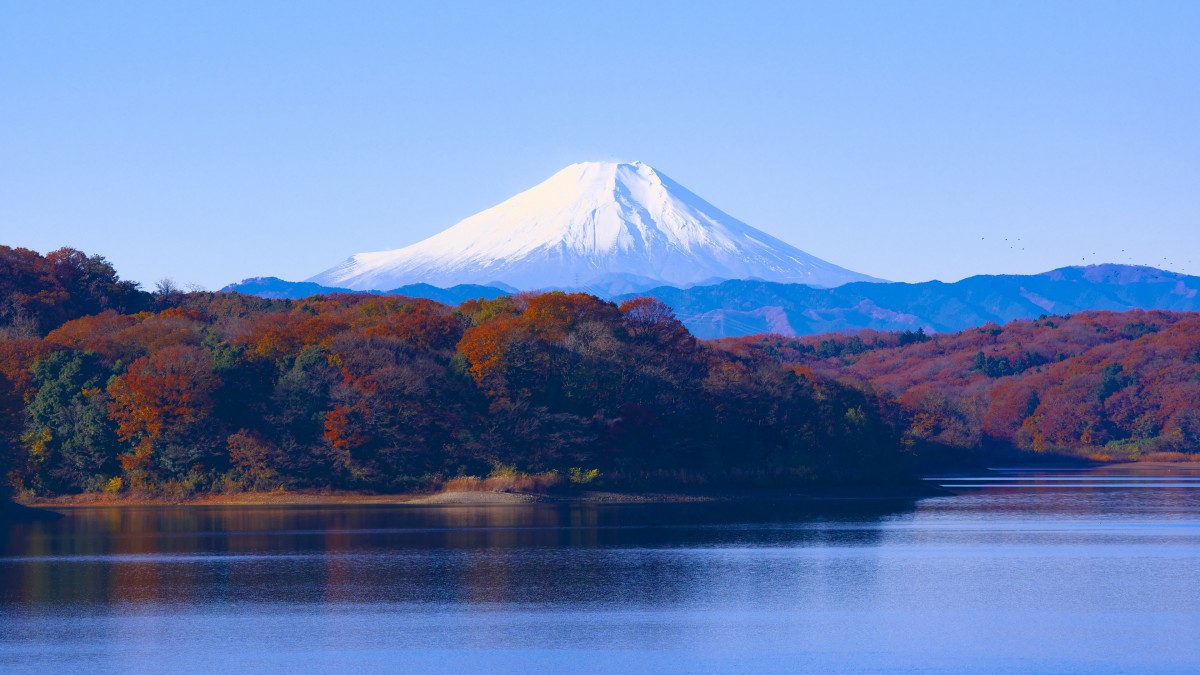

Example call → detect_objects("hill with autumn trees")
719 311 1200 465
3 245 1198 500
1 246 908 499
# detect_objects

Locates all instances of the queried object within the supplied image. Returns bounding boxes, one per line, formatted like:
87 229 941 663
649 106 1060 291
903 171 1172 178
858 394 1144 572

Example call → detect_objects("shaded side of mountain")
221 277 358 299
221 277 508 304
382 282 509 305
621 265 1200 338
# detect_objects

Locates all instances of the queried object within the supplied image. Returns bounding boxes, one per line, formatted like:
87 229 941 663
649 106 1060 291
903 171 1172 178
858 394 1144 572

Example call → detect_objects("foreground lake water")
3 468 1199 673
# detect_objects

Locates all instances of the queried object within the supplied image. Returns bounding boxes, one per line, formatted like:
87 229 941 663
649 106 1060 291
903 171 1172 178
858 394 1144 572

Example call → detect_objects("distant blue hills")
221 277 512 305
223 264 1200 338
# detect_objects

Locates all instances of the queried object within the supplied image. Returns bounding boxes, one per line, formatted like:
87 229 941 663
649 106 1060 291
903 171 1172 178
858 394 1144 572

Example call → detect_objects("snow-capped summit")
309 161 881 291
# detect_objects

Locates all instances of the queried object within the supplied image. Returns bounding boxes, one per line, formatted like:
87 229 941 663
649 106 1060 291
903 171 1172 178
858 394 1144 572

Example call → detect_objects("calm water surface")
3 468 1199 673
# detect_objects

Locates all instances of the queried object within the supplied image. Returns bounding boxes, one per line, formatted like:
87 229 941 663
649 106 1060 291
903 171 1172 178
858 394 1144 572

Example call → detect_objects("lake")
3 468 1199 673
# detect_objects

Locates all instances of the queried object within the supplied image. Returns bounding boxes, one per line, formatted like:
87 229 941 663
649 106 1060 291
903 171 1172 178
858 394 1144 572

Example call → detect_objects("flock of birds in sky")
979 237 1193 272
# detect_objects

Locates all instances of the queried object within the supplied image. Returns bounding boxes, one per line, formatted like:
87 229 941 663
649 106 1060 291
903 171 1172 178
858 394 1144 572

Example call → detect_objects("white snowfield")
309 161 880 291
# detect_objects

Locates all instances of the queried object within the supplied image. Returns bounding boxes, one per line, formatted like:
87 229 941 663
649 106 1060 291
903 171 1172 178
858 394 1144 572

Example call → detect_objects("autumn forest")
2 246 1198 499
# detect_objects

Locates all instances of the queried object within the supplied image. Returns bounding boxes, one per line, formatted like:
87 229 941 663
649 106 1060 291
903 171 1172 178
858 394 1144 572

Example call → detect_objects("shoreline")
16 483 945 509
1084 461 1200 472
13 462 1197 511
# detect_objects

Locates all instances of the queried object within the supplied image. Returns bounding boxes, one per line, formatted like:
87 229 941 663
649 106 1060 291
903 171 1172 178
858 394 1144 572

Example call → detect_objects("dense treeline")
720 311 1200 463
8 245 1191 496
1 246 908 497
0 246 149 338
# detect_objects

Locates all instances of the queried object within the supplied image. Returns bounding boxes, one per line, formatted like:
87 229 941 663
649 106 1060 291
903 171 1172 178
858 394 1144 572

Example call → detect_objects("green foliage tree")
21 351 120 492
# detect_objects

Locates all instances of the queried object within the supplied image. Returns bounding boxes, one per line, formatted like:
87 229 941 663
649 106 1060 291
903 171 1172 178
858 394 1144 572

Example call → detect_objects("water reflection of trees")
1 501 915 609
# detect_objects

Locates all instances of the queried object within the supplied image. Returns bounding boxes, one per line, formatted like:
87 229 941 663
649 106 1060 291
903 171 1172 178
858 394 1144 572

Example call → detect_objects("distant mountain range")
623 264 1200 338
308 161 879 291
222 276 510 305
225 264 1200 338
223 161 1199 338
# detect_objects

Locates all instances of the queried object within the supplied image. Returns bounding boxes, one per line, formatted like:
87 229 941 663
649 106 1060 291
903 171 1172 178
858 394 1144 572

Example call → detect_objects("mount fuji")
308 161 881 291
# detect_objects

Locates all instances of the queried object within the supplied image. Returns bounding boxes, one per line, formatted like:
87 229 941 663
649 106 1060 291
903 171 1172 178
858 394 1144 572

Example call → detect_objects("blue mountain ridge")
221 277 512 305
223 265 1200 338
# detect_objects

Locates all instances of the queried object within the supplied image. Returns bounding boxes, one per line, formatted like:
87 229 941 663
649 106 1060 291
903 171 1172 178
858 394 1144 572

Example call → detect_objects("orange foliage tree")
107 344 220 488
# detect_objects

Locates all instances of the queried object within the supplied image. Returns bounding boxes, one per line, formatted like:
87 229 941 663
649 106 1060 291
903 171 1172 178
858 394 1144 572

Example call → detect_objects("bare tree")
154 278 179 296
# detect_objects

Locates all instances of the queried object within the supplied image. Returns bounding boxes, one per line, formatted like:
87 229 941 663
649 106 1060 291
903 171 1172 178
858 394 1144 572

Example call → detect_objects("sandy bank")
18 485 939 509
1086 461 1200 473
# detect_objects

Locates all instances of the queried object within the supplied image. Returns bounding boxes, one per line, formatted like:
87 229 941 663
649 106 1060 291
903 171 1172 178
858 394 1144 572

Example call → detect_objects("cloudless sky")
2 1 1197 289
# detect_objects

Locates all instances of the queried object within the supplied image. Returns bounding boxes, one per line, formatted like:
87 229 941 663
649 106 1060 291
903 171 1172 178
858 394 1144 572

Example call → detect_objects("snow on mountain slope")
309 161 881 291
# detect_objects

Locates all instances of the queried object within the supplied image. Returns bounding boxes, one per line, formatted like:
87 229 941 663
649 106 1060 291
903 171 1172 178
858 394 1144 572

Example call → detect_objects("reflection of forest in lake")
1 500 912 607
3 480 1200 672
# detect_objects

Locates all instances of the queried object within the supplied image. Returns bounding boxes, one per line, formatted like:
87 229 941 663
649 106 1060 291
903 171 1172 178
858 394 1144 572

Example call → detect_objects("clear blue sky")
2 1 1197 289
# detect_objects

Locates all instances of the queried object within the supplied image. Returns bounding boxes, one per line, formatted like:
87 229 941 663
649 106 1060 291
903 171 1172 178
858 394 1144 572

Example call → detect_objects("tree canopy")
0 251 912 497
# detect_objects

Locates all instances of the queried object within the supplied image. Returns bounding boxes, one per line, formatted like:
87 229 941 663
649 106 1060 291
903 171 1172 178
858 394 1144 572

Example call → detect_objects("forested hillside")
4 245 1196 499
1 246 148 337
1 246 907 498
719 311 1200 463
